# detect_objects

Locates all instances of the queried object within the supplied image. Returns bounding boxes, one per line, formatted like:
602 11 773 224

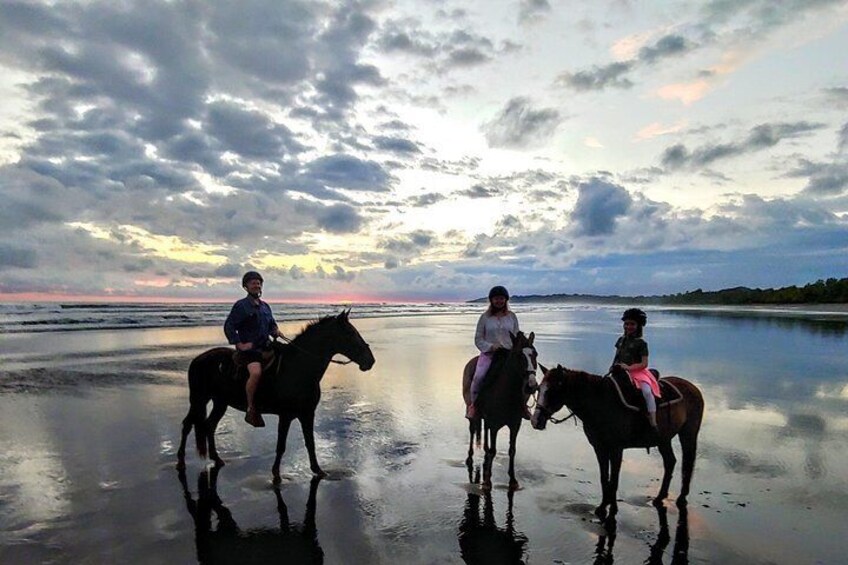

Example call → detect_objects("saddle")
607 368 683 413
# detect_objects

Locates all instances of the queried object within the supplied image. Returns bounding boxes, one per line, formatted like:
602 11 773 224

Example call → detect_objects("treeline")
661 278 848 305
475 277 848 305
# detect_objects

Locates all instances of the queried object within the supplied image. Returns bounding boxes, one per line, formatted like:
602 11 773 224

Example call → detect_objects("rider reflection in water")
466 285 522 420
224 270 285 428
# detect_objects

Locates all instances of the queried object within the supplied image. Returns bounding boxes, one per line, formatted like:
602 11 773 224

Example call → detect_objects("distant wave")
0 302 489 334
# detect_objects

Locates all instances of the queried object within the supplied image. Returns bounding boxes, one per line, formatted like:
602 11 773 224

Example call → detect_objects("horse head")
333 310 375 371
531 364 568 430
509 331 538 394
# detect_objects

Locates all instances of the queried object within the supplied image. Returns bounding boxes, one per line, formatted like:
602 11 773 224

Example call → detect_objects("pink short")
628 367 661 398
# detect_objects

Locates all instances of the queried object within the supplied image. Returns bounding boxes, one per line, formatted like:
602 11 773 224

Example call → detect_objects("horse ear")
557 363 562 370
528 331 535 345
539 363 548 375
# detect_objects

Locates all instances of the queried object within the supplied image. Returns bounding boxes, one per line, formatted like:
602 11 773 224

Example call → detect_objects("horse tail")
188 356 210 458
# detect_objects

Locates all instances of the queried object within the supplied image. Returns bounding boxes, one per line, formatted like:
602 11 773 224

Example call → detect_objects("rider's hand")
237 342 253 351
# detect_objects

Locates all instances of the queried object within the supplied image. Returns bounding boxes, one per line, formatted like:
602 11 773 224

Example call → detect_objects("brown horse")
462 331 538 490
530 364 704 518
176 311 375 483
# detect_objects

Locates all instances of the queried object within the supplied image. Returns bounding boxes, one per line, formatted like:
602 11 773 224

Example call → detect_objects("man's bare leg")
245 361 265 427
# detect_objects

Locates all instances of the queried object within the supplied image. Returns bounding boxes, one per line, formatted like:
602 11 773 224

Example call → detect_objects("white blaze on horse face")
531 382 549 428
521 346 538 389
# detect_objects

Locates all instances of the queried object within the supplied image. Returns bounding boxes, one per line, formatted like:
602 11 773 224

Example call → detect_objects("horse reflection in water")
593 505 690 565
458 464 529 564
178 466 324 564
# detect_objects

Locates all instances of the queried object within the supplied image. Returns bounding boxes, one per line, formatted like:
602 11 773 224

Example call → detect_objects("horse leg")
482 425 497 491
205 400 228 467
655 439 677 505
593 446 611 519
677 425 699 507
507 424 519 491
300 412 327 478
607 448 622 518
176 409 193 470
272 416 293 485
466 418 478 467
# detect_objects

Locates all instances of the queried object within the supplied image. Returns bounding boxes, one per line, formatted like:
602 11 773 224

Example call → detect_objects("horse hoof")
482 482 492 492
594 506 607 520
312 469 328 479
676 496 688 508
175 460 186 471
653 496 666 508
272 475 282 485
212 458 226 468
508 481 520 491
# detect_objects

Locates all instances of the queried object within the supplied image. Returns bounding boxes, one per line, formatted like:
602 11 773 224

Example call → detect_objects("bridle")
530 382 576 425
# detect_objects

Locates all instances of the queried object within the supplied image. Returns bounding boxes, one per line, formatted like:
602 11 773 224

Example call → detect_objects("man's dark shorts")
235 349 264 365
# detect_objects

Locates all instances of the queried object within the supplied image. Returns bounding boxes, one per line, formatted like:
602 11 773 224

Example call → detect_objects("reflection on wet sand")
458 464 529 564
593 504 690 565
178 466 324 564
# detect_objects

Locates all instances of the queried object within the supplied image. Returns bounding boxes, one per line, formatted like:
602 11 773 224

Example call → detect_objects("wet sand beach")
1 308 847 564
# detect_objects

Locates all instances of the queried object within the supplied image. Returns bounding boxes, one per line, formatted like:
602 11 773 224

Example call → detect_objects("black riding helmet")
488 285 510 300
242 270 264 287
621 308 647 327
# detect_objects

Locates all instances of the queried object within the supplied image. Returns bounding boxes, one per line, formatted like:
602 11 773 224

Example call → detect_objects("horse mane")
290 315 338 345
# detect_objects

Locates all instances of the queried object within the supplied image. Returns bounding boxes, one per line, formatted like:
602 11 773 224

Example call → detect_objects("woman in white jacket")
466 285 520 420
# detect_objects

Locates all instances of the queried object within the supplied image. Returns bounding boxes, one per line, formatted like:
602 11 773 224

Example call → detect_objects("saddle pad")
608 371 683 412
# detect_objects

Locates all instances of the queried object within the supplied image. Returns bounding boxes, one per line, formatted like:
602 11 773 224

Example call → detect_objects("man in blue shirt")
224 270 284 427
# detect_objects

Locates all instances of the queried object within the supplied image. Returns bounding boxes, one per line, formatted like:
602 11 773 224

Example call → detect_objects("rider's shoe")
245 408 266 428
522 405 532 420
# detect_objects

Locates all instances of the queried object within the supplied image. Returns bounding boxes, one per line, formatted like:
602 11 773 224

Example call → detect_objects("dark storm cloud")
570 178 633 236
558 61 635 91
482 97 562 148
661 122 826 170
519 0 552 24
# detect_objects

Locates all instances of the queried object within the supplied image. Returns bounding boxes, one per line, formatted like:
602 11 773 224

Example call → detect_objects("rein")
530 391 577 425
277 335 355 365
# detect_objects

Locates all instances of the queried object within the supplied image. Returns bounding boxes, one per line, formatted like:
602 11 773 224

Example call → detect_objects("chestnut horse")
176 311 375 482
462 331 538 490
531 364 704 518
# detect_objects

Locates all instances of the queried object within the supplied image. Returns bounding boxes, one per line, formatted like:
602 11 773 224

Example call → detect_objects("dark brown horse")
462 331 538 490
176 311 375 482
531 365 704 518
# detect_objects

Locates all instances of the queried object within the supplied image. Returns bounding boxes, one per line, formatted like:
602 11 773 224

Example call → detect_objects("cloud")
637 34 694 63
373 135 421 154
205 100 306 159
824 87 848 108
0 244 38 270
558 61 635 91
458 184 500 198
316 204 364 233
839 122 848 153
518 0 552 24
661 121 826 170
407 192 445 207
301 154 392 191
787 159 848 196
482 97 562 148
570 178 633 236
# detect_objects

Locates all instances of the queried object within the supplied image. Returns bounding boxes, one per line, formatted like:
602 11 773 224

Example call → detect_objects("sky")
0 0 847 302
